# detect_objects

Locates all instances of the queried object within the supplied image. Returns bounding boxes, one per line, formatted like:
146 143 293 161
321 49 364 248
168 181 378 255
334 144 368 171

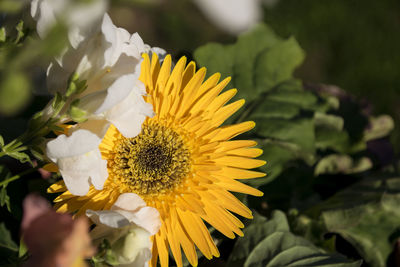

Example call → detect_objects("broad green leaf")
193 43 234 82
313 176 400 267
250 99 300 119
228 211 360 267
267 89 317 109
0 223 18 252
252 37 305 97
194 24 305 103
228 211 290 266
245 232 359 267
0 135 4 147
256 118 315 156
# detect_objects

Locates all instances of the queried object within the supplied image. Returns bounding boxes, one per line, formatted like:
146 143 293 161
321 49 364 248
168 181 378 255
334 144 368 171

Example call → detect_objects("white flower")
193 0 262 34
31 0 108 48
46 13 155 138
34 2 161 196
46 129 108 196
87 193 161 267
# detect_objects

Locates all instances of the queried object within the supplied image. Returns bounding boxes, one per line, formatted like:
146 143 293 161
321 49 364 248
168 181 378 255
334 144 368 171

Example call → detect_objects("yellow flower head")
50 53 266 267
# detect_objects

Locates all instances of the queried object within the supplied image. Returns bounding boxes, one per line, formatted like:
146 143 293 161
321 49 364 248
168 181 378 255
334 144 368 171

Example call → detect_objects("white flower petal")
106 106 150 138
46 130 108 196
130 33 146 54
101 13 132 68
115 229 152 265
118 207 161 235
59 170 91 196
112 193 147 211
104 82 154 138
46 129 101 159
72 119 110 139
93 74 135 115
56 149 107 195
90 157 108 190
87 210 130 228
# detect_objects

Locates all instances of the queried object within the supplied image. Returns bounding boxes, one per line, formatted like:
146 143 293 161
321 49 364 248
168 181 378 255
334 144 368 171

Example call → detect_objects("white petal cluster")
87 193 161 267
31 0 163 196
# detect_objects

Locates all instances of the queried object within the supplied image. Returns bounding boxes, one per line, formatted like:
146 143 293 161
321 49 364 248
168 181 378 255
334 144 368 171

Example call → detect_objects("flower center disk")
110 123 191 195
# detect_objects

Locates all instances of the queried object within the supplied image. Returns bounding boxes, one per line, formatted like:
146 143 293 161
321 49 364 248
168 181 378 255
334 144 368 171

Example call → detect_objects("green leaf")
68 99 88 123
0 72 30 116
228 211 361 267
0 186 11 212
18 238 27 258
14 20 25 44
0 135 4 147
315 154 372 176
52 92 66 115
314 112 366 153
0 223 18 252
229 211 289 266
312 176 400 267
257 118 315 156
314 112 344 132
7 151 32 164
194 24 305 103
364 115 394 141
250 99 300 119
252 37 305 97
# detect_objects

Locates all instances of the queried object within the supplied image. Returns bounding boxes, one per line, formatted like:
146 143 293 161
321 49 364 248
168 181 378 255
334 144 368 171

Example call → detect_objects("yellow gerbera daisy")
49 53 266 267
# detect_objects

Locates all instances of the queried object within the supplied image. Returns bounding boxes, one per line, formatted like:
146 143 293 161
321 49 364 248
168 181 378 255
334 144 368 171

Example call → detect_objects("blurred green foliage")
263 0 400 149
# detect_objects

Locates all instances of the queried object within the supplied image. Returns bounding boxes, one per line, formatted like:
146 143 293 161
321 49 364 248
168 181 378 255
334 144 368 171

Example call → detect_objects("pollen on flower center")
109 123 191 195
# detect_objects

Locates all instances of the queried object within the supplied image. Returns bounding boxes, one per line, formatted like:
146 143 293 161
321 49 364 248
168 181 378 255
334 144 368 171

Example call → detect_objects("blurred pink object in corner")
33 160 52 179
21 194 95 267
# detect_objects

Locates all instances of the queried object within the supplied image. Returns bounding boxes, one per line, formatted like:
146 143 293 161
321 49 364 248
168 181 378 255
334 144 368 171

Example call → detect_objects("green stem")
0 165 40 187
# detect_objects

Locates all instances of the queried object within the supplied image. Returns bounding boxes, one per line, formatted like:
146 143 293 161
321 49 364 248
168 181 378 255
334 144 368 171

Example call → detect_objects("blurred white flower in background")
193 0 263 34
31 0 108 48
87 193 161 267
